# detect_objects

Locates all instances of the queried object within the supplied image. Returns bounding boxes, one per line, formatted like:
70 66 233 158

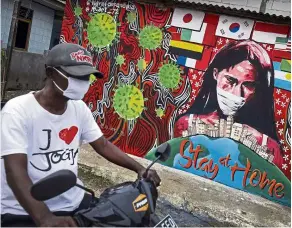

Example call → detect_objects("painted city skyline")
182 115 274 163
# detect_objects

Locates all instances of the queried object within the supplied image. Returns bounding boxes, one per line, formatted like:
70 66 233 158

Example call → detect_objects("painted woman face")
214 60 257 102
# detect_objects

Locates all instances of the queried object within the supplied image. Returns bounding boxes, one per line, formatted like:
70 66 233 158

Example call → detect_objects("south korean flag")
215 15 254 40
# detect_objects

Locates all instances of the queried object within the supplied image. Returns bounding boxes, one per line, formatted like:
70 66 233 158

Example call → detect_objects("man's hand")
39 214 77 227
138 168 161 187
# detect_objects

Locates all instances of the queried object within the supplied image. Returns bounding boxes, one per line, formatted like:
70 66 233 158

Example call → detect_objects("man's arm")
89 136 161 185
81 102 161 185
4 154 76 227
4 154 50 225
90 136 144 173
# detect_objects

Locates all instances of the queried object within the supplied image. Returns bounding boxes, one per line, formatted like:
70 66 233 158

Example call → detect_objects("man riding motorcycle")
1 43 161 227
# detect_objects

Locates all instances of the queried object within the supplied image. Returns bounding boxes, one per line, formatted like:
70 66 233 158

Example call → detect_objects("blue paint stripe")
177 56 187 66
273 62 281 71
275 78 291 91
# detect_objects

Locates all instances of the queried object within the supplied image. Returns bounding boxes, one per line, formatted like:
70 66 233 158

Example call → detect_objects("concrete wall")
1 0 54 54
178 0 291 17
6 50 46 90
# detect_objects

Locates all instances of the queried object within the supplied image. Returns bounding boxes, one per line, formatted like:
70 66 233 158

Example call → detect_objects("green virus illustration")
158 63 182 89
139 25 163 50
116 55 125 66
137 58 147 71
74 6 82 17
87 13 117 49
113 85 146 120
156 108 165 118
126 11 137 23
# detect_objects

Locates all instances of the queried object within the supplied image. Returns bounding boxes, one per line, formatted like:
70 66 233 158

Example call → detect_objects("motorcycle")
30 143 178 227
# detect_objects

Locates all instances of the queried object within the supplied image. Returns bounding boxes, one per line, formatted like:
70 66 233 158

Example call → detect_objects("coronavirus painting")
61 0 291 206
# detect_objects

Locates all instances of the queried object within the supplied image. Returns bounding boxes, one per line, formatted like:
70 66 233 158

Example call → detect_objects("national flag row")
170 8 290 44
169 35 291 90
169 8 291 76
170 39 291 90
168 35 291 72
168 37 291 72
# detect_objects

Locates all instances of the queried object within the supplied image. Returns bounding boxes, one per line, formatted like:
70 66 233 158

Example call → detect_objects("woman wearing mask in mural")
174 40 283 167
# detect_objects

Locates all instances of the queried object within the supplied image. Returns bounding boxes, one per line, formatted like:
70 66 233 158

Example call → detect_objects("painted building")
61 0 291 206
230 123 243 141
1 0 65 54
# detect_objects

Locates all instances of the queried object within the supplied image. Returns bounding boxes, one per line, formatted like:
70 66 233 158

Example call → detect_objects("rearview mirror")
155 143 170 162
31 170 77 201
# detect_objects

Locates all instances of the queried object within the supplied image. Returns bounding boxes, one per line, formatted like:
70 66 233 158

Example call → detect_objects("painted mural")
61 0 291 206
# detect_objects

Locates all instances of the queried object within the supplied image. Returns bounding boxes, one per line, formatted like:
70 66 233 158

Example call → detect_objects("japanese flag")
171 8 205 31
215 15 254 40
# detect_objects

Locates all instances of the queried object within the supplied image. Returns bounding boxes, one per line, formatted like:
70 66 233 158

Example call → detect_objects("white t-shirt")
1 93 103 215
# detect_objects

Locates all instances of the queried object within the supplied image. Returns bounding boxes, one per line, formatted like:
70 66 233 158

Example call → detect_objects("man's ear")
45 67 54 79
213 68 219 80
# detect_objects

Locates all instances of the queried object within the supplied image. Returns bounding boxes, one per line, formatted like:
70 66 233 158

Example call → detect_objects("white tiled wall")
1 0 13 48
265 0 291 17
178 0 291 17
1 0 55 54
28 2 54 54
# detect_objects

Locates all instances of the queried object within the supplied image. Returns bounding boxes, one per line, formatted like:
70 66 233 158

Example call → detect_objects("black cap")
45 43 103 78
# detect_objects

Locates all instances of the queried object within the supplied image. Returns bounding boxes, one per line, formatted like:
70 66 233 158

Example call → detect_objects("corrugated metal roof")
175 1 290 24
55 0 290 23
138 0 291 24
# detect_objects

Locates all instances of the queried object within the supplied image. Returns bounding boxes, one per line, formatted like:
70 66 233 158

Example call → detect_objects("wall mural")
61 0 291 206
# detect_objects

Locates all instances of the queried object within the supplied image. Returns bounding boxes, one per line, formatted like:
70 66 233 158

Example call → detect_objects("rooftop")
138 0 291 24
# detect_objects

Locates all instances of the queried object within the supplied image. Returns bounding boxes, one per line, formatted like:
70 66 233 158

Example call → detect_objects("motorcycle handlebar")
140 179 155 214
73 180 158 227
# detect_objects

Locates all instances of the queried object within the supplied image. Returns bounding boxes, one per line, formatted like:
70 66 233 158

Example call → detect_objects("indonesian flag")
252 22 290 44
171 8 205 31
215 15 254 40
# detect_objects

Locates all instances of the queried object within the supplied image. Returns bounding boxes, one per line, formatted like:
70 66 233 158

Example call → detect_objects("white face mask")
52 68 90 100
216 87 246 116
